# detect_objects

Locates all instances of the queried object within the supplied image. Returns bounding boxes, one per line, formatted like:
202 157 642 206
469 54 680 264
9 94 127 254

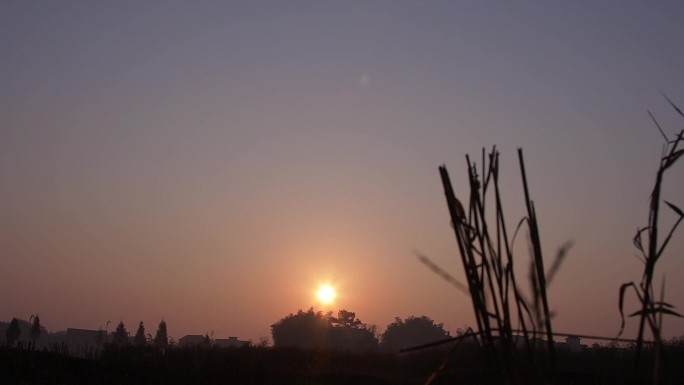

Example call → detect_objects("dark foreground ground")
2 343 684 385
2 345 436 385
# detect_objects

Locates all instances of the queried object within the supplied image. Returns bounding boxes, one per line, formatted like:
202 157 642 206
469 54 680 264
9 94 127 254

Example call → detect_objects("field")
2 341 684 385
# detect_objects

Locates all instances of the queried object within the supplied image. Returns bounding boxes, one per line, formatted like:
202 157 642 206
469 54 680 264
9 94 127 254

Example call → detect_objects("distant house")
565 335 584 352
66 328 106 348
178 335 250 348
215 336 250 348
178 335 206 347
512 335 548 350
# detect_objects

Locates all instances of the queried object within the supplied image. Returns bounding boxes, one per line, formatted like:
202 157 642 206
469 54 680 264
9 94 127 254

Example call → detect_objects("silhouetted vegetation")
432 147 564 384
133 321 146 347
272 309 329 349
618 97 684 382
414 99 684 384
381 316 450 353
327 310 378 351
154 320 168 349
5 318 20 347
112 321 128 347
30 315 41 348
271 308 378 351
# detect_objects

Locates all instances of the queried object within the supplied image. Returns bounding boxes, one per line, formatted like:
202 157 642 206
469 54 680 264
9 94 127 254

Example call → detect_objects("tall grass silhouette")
420 98 684 384
431 146 565 384
619 96 684 383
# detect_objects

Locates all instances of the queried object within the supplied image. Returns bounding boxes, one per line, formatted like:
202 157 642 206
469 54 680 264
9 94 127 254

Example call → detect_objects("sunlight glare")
316 285 336 305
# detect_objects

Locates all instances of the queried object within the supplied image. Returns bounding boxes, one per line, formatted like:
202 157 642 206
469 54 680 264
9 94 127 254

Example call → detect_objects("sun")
316 284 336 305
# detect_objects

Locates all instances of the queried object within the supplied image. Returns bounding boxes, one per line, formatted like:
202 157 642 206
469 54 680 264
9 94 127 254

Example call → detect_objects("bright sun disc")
317 285 336 304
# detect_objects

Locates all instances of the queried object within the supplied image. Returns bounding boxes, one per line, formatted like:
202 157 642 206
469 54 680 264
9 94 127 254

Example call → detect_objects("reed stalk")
619 98 684 382
437 147 564 383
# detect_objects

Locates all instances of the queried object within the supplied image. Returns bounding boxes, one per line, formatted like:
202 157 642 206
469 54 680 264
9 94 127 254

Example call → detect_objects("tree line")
271 308 450 352
109 319 169 348
2 316 169 349
4 310 450 353
3 316 42 348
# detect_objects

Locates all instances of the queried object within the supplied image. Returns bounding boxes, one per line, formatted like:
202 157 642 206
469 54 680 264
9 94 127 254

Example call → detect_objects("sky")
1 1 683 343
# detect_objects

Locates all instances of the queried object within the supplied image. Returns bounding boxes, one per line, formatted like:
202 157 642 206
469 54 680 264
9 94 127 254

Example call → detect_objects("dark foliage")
202 333 212 348
271 309 378 351
112 322 128 347
271 308 330 349
154 320 168 349
380 316 450 352
5 318 21 347
133 322 146 347
327 310 378 351
30 315 41 344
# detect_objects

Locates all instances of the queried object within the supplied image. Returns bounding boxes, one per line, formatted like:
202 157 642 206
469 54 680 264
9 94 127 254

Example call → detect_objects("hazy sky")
2 1 683 343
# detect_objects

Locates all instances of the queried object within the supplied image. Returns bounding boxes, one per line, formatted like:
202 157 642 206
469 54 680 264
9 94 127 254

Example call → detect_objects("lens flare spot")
360 73 369 87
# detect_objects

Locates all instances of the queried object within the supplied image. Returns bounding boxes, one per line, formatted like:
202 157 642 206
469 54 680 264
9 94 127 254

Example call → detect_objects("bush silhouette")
5 318 21 347
381 316 450 352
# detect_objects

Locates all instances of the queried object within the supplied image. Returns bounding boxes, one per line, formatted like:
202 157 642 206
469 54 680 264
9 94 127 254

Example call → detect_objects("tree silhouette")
381 316 450 352
5 318 21 347
271 308 330 349
30 315 41 347
133 321 146 346
154 320 168 349
112 321 129 346
271 308 378 351
327 309 378 351
333 310 362 328
202 333 212 348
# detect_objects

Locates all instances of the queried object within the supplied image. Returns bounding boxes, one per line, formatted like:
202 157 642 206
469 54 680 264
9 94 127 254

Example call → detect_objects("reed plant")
422 97 683 384
432 146 566 384
618 96 684 383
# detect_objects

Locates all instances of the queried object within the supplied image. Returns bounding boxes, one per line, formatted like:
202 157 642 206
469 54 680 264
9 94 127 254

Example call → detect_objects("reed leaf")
664 201 683 217
628 307 683 318
662 92 684 119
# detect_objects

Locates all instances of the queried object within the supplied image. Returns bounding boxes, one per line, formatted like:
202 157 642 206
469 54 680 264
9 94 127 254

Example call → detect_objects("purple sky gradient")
1 1 683 342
